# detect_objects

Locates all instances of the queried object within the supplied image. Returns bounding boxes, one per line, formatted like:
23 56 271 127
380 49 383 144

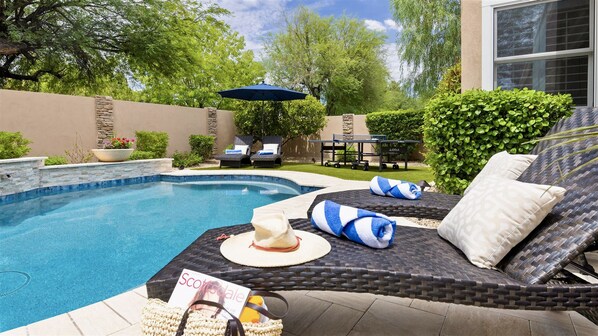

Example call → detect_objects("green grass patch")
194 162 434 182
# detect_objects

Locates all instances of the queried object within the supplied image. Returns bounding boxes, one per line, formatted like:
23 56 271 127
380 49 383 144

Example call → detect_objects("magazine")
168 268 251 320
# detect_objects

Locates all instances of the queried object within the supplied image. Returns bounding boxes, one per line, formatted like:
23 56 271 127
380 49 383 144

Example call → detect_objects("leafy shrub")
172 151 203 168
424 88 573 194
234 95 326 142
189 135 214 159
366 109 424 158
129 150 155 160
436 62 461 95
135 131 169 158
0 131 31 159
45 156 68 166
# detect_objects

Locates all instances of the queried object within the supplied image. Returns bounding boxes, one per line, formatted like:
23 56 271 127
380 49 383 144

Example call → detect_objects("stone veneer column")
207 107 218 155
95 96 114 148
342 114 354 138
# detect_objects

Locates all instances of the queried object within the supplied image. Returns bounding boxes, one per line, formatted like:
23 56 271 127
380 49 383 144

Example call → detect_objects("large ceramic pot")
91 148 134 162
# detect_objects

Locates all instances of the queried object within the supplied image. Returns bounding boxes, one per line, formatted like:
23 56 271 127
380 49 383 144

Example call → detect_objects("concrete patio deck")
2 169 597 336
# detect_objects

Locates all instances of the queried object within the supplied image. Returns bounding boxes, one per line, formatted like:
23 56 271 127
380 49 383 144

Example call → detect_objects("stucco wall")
284 115 344 160
113 100 209 156
215 110 236 154
1 90 234 159
461 0 483 90
0 90 96 156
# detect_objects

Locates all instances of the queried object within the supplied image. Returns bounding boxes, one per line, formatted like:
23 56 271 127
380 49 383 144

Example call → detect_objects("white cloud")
384 19 401 31
209 0 289 58
382 43 411 83
364 19 386 32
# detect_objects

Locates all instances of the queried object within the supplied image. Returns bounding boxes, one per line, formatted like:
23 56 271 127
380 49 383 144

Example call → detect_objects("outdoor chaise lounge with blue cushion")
147 108 598 324
214 135 253 168
251 136 283 168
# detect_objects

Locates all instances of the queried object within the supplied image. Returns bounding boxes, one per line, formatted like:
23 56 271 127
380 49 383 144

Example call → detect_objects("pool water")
0 181 300 332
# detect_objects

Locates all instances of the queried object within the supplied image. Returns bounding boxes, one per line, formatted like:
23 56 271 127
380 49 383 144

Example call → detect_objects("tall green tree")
379 81 420 111
0 0 263 106
0 1 222 86
391 0 461 97
265 7 388 115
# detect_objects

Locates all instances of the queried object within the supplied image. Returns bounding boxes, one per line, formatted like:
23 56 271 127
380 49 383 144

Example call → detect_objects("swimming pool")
0 179 303 332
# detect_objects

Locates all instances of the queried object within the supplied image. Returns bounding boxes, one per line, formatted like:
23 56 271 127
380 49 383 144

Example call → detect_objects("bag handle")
175 299 245 336
245 290 289 320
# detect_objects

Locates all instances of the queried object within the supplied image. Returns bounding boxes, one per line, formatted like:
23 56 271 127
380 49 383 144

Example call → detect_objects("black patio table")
309 134 419 170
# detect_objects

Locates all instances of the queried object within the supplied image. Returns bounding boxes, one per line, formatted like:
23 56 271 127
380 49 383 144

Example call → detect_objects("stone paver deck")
2 169 597 336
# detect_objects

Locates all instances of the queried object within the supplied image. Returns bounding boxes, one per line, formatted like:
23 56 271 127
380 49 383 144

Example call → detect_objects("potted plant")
92 137 135 162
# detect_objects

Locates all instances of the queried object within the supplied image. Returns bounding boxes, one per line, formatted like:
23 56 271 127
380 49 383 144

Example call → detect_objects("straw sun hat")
220 211 331 267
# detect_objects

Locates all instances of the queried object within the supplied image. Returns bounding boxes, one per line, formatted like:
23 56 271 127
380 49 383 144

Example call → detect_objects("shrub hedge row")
0 131 31 159
189 135 214 160
135 131 169 158
366 109 424 158
424 88 573 194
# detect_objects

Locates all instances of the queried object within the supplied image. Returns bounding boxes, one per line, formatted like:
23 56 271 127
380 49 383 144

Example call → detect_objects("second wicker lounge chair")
251 136 283 168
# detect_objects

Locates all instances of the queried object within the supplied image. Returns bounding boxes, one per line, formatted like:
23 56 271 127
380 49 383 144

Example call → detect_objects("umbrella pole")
261 101 265 138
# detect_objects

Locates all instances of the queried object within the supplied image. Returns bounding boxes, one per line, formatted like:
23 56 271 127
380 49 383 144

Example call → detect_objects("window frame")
481 0 596 106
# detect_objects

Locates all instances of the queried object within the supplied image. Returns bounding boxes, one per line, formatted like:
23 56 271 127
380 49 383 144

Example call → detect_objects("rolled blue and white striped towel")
225 149 243 154
310 200 396 249
369 176 421 200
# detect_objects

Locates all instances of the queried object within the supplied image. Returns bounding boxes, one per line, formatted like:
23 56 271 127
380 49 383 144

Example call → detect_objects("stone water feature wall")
0 157 174 200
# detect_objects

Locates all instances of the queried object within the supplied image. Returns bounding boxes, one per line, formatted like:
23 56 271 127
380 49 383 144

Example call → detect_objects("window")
493 0 593 106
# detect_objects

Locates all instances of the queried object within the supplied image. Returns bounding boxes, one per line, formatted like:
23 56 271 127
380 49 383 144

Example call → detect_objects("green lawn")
195 162 434 182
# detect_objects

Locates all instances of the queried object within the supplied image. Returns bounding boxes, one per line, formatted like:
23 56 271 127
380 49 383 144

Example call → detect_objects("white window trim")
481 0 596 106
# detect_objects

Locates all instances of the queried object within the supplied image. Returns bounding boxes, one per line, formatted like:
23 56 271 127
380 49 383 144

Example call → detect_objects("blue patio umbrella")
218 82 307 136
218 82 307 101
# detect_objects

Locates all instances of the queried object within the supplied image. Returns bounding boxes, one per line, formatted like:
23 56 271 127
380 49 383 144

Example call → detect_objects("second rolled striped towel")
370 176 421 200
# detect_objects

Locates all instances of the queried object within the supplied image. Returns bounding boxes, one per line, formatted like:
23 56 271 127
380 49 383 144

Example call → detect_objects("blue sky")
210 0 403 81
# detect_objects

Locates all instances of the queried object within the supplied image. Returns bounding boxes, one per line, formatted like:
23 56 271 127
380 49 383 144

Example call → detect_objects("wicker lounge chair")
251 136 283 168
214 136 253 168
146 108 598 324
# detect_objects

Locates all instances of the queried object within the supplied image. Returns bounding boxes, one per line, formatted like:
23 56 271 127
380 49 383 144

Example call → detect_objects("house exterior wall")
461 0 484 90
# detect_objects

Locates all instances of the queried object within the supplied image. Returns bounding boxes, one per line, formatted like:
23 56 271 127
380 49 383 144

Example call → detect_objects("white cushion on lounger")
437 176 566 269
234 145 250 155
464 151 537 195
263 143 279 154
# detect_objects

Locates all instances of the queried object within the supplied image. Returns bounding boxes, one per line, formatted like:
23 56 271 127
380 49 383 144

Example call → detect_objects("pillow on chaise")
464 151 537 195
437 176 566 269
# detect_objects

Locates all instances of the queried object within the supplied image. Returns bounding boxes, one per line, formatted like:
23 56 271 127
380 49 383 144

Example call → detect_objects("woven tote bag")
142 294 285 336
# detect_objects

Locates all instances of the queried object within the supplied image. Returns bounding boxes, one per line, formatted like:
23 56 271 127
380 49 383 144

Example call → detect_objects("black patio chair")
146 108 598 324
214 135 253 168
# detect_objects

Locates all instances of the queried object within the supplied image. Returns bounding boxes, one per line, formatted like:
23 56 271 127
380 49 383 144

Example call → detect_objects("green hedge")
0 131 31 159
135 131 169 158
189 135 214 160
366 109 424 157
44 156 68 166
424 88 573 194
172 151 203 168
129 150 155 160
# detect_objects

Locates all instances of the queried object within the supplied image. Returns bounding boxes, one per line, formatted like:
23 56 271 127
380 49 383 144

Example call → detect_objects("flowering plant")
103 137 135 149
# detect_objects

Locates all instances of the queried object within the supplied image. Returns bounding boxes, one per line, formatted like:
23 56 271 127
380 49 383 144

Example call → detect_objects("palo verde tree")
264 7 388 115
0 0 262 103
390 0 461 97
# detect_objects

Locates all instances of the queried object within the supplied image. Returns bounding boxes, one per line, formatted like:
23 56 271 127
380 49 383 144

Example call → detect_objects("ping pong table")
309 134 420 171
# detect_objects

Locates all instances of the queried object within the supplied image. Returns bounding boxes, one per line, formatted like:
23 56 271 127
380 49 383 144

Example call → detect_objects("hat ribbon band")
250 237 301 252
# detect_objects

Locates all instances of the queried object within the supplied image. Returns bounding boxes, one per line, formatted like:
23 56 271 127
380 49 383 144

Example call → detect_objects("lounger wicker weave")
146 108 598 324
251 136 283 168
214 136 253 168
